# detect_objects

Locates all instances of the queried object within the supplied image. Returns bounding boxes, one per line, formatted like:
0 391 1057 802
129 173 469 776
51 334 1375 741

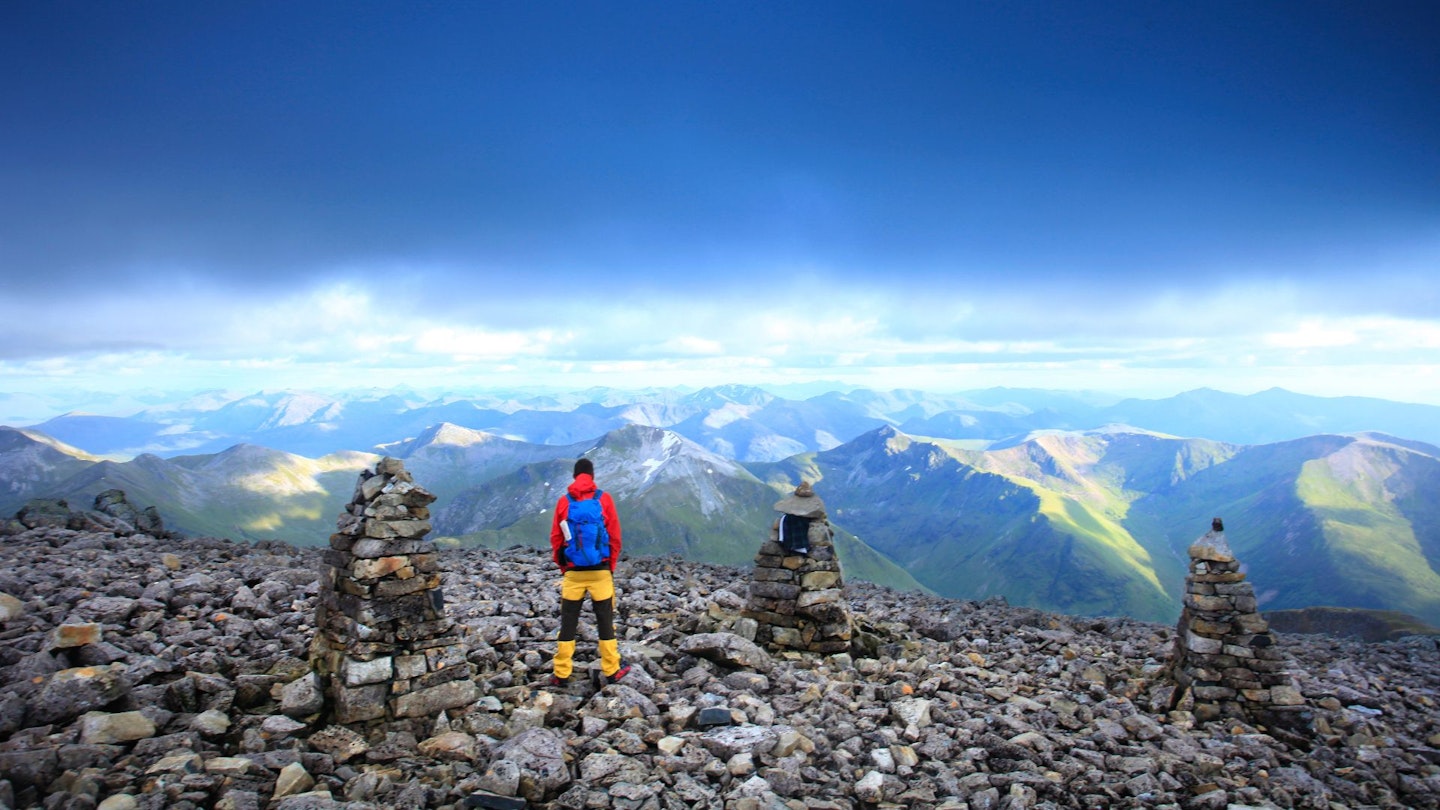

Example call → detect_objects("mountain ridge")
5 385 1440 624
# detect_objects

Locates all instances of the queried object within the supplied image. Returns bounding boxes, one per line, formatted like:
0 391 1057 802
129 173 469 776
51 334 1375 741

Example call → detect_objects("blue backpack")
564 492 610 567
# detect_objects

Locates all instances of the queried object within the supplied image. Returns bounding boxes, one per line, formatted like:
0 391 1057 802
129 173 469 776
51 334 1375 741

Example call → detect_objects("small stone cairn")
1168 518 1304 722
742 482 853 653
311 457 477 723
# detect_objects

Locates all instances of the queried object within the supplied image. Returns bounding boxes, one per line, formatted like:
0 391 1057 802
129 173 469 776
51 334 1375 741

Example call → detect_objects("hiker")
548 457 629 686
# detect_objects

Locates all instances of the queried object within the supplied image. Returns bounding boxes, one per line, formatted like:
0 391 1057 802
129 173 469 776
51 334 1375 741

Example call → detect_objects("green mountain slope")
1121 434 1440 625
748 425 1440 625
44 445 375 544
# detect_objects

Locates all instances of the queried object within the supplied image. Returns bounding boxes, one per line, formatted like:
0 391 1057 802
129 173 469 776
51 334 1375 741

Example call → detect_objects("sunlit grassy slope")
44 446 374 544
1126 434 1440 625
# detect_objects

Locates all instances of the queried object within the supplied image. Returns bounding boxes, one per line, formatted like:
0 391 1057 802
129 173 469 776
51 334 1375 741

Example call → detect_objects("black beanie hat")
574 458 594 477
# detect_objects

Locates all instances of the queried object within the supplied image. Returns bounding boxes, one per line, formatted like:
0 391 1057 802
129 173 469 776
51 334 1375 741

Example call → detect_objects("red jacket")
550 473 622 571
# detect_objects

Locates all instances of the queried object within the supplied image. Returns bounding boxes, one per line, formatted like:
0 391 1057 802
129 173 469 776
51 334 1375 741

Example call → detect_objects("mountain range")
16 384 1440 462
4 384 1440 625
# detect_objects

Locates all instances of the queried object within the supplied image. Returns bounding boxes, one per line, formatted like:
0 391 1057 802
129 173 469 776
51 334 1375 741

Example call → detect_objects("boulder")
492 727 571 802
678 632 774 673
28 664 127 725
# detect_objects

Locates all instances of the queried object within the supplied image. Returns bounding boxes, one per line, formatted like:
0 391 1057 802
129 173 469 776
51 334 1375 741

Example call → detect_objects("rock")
393 678 479 718
475 758 522 797
418 731 480 762
28 664 127 725
46 621 103 649
697 706 735 727
96 796 139 810
465 793 527 810
0 524 1437 810
18 498 72 529
261 714 309 737
891 697 932 728
78 710 156 744
273 762 315 798
579 752 649 785
280 671 325 717
493 727 571 801
678 632 774 673
855 770 887 802
0 591 24 621
191 708 231 736
588 683 659 720
698 724 785 760
146 753 202 774
308 724 369 763
0 748 60 790
205 756 255 776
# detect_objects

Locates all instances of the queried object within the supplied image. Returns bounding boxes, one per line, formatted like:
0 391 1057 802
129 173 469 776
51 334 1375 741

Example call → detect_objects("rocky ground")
1 526 1438 810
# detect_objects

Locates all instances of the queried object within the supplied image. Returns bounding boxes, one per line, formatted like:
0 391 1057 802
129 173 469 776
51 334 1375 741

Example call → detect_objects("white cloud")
1264 320 1358 349
4 272 1440 407
413 326 569 360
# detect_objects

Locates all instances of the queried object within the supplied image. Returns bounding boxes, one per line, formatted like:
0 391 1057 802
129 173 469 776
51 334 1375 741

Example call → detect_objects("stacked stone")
742 482 853 654
1169 518 1304 723
311 457 477 723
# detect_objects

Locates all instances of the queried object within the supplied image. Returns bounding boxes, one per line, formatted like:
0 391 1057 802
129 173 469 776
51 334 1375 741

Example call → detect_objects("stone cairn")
742 482 853 654
1168 518 1304 723
311 457 477 723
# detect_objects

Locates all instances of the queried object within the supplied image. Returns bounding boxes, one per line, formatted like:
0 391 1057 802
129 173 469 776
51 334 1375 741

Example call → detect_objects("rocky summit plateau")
2 520 1439 810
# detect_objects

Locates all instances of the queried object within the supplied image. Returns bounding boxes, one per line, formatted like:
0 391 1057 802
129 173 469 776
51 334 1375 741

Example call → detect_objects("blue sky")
2 1 1438 404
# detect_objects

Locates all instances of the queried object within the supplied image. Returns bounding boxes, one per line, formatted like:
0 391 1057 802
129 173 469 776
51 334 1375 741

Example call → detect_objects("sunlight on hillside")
1297 458 1440 612
1030 485 1167 597
233 470 325 496
243 506 323 533
976 436 1135 521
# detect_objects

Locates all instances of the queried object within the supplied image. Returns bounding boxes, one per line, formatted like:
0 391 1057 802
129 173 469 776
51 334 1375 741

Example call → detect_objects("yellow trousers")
553 569 621 679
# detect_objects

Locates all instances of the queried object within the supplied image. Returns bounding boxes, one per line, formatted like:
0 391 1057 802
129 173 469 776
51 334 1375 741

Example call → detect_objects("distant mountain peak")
419 422 495 447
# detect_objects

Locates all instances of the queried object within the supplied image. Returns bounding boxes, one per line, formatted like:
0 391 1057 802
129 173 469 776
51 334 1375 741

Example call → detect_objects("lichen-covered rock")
28 664 127 725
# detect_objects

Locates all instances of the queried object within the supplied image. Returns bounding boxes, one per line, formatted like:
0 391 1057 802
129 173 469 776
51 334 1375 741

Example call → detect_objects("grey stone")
678 632 774 673
78 710 156 744
697 707 735 727
698 724 786 760
308 725 369 763
281 671 325 717
475 759 521 797
493 727 571 802
578 752 649 785
465 794 526 810
0 748 60 789
28 664 127 725
392 677 478 718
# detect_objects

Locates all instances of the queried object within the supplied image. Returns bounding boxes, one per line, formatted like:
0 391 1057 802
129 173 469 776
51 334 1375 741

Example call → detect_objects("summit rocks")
1 526 1438 808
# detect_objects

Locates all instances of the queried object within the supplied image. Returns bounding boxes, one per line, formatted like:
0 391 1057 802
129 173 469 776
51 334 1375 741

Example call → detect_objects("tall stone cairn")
311 457 477 723
1168 518 1305 723
742 482 853 654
